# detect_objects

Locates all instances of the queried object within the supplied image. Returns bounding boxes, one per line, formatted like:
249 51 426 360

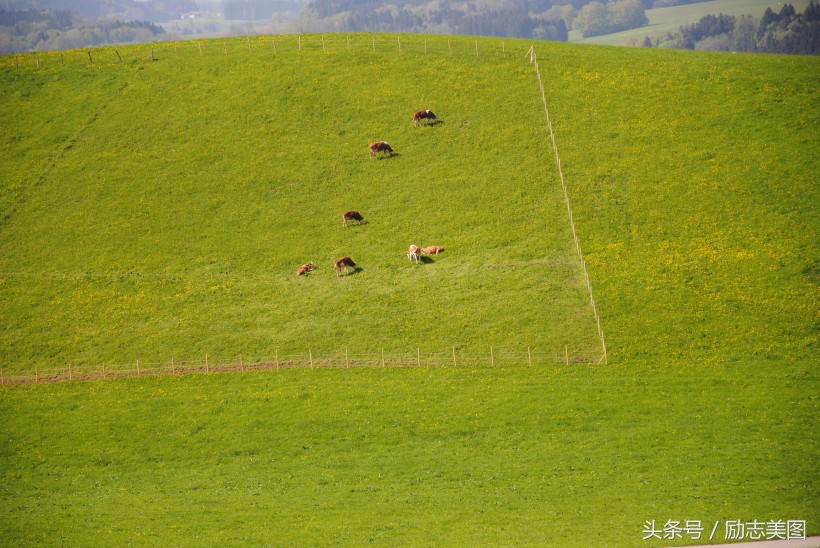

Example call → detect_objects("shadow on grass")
338 267 364 277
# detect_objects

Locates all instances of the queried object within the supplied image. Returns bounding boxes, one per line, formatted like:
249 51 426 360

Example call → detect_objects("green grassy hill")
0 36 600 371
0 35 817 546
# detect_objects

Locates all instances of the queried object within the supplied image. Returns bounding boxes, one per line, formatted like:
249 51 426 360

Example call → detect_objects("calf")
422 246 444 256
342 210 365 227
407 244 421 263
335 256 357 277
369 141 394 159
296 262 315 276
413 109 438 126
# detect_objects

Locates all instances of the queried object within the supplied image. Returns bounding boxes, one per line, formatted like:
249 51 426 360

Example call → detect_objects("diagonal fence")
0 346 605 386
528 45 608 364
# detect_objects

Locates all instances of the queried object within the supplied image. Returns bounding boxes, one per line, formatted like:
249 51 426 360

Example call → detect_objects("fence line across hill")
528 46 608 364
0 346 606 386
4 33 526 71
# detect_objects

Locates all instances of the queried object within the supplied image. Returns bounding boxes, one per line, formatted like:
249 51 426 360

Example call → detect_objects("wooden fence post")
345 348 349 368
502 41 506 57
275 350 279 369
61 53 64 65
490 346 495 367
136 360 141 377
527 346 532 367
101 364 106 380
475 41 479 56
299 35 302 51
205 353 209 373
452 346 457 367
87 50 93 64
346 35 350 51
321 35 325 51
381 348 385 367
417 348 421 367
240 354 244 372
309 349 313 368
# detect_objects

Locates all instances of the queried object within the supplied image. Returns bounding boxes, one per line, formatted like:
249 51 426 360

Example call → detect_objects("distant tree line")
223 0 301 21
0 0 198 21
298 0 582 41
643 1 820 54
0 9 165 53
573 0 647 37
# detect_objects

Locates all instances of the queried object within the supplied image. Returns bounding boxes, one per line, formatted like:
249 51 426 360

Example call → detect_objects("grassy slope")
1 36 818 546
0 37 598 370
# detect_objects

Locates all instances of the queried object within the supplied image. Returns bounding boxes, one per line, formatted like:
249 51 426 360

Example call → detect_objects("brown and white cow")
296 262 315 276
413 109 438 126
369 141 394 159
407 244 421 263
342 210 365 227
422 246 444 256
335 256 357 277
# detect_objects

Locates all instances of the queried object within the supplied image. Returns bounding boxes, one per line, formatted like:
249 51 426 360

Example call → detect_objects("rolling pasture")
0 36 599 371
1 35 818 545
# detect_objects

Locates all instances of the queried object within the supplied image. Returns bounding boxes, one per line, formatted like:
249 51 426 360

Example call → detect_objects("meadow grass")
0 362 815 546
0 35 818 546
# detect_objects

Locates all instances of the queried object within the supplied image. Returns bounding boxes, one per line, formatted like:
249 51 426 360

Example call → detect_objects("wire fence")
3 33 529 71
529 46 608 363
0 346 606 386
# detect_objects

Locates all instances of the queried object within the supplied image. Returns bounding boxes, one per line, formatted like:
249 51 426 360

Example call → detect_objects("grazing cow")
422 246 444 256
413 109 438 126
296 262 315 276
342 210 365 227
369 141 394 159
335 256 357 277
407 244 421 263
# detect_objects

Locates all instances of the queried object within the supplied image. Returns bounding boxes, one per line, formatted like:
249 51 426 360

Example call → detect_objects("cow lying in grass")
422 246 444 256
296 262 315 276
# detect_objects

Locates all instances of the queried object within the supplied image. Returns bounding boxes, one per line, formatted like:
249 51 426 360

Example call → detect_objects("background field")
570 0 813 45
1 35 818 546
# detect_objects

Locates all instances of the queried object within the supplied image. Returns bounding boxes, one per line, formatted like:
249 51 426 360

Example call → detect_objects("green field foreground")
1 35 818 545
